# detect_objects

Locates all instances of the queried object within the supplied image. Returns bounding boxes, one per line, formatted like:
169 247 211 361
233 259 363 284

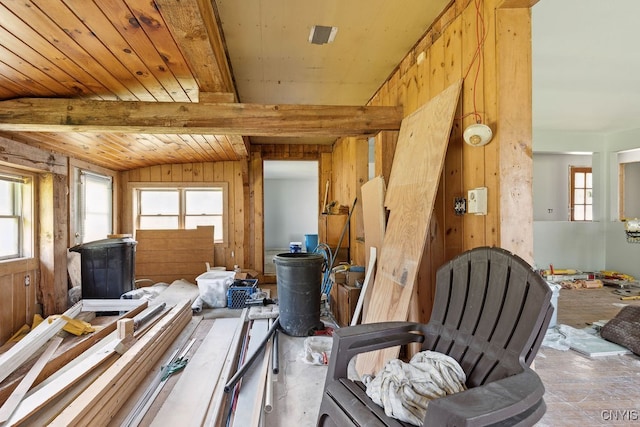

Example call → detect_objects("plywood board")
135 226 214 284
356 81 462 376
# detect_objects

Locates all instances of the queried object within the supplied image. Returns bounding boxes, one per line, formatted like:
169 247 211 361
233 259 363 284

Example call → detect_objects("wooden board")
231 319 269 427
360 176 386 318
148 317 241 426
356 81 462 376
135 226 214 284
0 336 62 423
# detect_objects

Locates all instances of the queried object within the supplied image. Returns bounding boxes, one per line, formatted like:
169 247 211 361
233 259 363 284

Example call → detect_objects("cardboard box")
330 269 364 287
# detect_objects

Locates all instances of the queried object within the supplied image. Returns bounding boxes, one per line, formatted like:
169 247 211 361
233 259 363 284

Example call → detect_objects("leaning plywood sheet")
360 176 387 319
356 81 462 376
135 226 215 284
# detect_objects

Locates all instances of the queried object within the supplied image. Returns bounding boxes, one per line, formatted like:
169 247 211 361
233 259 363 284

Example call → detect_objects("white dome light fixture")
463 123 493 147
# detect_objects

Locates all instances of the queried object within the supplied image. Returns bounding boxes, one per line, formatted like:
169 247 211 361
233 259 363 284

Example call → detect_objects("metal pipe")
133 302 166 330
271 329 279 374
224 317 280 393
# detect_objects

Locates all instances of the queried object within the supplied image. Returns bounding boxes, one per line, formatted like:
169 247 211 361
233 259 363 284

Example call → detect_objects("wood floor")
536 286 640 426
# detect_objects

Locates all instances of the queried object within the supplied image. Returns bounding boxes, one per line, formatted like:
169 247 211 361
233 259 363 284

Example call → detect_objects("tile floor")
536 286 640 426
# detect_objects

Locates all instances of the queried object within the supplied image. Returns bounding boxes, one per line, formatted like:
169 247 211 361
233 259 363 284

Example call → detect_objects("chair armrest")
325 321 425 382
424 367 546 427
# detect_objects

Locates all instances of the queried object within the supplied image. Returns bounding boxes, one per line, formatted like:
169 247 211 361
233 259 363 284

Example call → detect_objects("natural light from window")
136 186 225 242
570 167 592 221
0 171 32 260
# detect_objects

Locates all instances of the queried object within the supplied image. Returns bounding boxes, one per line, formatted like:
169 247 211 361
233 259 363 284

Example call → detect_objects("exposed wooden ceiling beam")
155 0 235 94
0 98 403 137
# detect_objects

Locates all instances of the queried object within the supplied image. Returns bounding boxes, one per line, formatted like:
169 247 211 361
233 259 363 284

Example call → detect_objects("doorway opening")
263 160 319 274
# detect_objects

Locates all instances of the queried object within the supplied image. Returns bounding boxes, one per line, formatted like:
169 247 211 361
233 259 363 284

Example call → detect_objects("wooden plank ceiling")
0 0 443 171
0 0 243 170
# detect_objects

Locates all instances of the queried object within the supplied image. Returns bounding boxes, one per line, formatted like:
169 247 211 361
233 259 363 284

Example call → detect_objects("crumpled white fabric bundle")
362 350 467 426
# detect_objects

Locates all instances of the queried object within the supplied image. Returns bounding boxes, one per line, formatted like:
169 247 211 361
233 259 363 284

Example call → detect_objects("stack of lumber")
49 300 192 426
0 298 192 426
0 279 273 427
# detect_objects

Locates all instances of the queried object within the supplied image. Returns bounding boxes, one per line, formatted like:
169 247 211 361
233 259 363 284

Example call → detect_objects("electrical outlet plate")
467 187 487 215
454 197 466 215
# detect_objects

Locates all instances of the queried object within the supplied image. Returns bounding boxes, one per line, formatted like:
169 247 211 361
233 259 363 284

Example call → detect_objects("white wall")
533 221 605 271
264 177 318 249
533 153 592 221
533 128 640 278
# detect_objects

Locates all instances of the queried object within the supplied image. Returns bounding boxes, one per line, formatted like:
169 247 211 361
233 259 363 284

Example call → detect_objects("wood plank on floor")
149 317 242 426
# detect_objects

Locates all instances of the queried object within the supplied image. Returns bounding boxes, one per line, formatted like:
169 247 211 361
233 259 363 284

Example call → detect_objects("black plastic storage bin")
69 237 137 299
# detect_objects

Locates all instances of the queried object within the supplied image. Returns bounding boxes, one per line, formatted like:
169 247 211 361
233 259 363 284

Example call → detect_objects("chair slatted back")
423 247 552 388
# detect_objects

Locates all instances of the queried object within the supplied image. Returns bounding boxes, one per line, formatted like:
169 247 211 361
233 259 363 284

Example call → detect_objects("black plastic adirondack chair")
317 246 553 426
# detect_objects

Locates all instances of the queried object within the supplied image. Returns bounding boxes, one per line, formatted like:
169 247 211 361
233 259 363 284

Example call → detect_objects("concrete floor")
263 332 329 426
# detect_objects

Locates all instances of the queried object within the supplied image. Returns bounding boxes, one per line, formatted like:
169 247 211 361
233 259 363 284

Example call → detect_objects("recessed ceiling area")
216 0 449 106
215 0 449 145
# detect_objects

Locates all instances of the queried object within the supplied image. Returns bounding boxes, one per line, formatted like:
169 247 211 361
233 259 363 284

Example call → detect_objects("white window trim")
128 181 228 244
73 169 113 244
0 167 34 261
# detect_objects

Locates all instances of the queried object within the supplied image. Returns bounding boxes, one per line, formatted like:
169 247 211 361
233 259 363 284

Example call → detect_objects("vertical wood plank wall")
330 137 368 265
362 0 534 324
120 161 246 271
0 260 38 344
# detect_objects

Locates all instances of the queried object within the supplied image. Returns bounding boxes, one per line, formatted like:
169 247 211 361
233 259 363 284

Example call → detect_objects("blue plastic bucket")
304 234 319 252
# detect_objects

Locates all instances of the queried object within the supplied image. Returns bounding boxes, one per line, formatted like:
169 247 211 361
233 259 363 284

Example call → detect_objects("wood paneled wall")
120 161 248 271
363 0 534 324
0 260 38 344
330 137 368 265
0 136 70 343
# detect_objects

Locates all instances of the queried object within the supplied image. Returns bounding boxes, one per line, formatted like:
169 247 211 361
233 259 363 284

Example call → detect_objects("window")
134 184 226 242
0 171 33 260
570 166 592 221
74 170 113 244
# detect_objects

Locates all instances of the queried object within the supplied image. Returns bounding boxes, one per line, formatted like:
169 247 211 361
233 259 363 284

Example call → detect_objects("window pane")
574 207 584 221
574 172 585 187
140 191 179 215
0 181 14 215
84 214 111 242
574 189 585 204
585 206 593 221
85 179 111 215
140 216 179 229
185 190 222 214
586 189 593 204
0 217 19 257
586 173 592 188
83 174 112 242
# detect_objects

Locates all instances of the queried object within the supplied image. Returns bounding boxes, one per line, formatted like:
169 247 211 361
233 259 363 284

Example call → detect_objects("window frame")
130 182 228 244
570 166 593 222
0 167 34 261
73 168 113 244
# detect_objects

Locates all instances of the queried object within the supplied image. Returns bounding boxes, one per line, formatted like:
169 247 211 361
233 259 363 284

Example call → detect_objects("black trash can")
69 237 137 299
274 252 325 336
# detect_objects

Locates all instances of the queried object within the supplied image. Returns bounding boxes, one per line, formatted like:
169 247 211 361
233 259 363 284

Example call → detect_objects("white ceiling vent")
309 25 338 45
